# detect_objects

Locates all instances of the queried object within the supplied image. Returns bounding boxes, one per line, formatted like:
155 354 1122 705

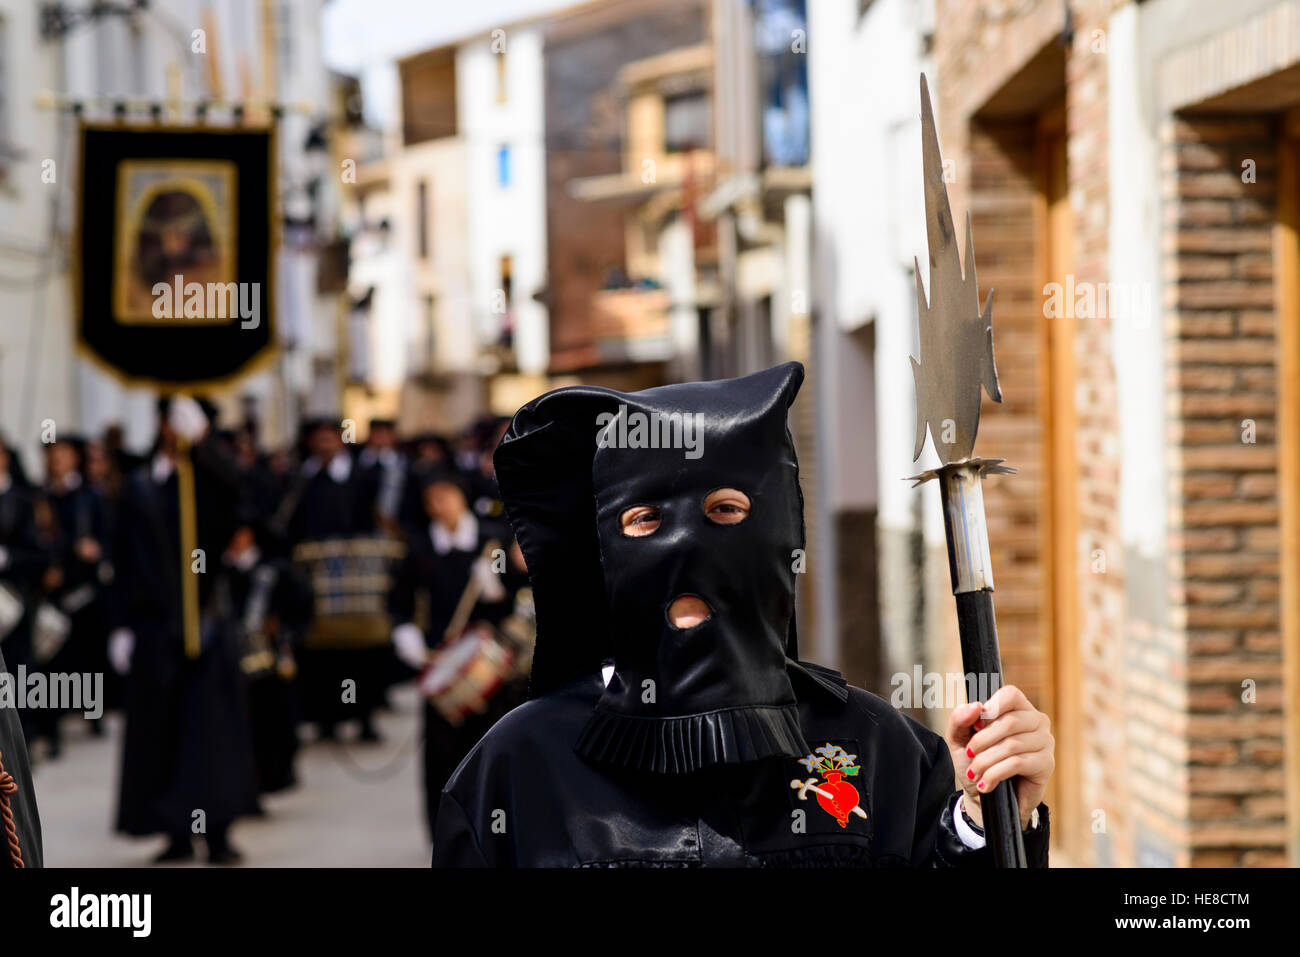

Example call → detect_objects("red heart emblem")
815 770 860 828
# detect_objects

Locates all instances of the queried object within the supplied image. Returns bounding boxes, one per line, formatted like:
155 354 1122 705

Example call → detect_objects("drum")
293 536 406 650
419 623 515 726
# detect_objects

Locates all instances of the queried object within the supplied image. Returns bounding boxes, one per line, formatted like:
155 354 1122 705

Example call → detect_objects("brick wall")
934 0 1126 865
966 118 1048 709
1066 0 1132 872
1165 114 1288 866
931 0 1297 868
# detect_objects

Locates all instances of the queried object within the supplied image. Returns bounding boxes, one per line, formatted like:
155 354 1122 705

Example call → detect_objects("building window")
755 0 810 167
417 295 437 374
497 255 514 348
496 51 508 105
497 145 511 188
664 92 710 154
416 180 430 260
346 289 374 384
400 49 458 146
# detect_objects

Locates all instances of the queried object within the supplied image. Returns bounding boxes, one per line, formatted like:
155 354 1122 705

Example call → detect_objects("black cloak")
432 363 1049 867
111 437 259 838
0 645 42 868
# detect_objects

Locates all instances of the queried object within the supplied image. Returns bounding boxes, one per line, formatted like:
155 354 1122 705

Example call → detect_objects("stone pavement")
29 685 430 867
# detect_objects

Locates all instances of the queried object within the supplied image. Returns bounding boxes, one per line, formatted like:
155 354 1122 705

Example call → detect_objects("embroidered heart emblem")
815 770 860 828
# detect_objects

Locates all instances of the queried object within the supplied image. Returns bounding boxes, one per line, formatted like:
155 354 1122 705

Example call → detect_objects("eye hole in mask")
703 487 751 526
620 505 661 537
618 488 751 538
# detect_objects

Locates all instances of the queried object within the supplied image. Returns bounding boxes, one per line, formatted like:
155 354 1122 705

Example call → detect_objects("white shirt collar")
227 544 262 572
431 512 478 555
328 453 353 483
151 453 175 484
48 471 83 493
303 453 353 483
359 447 400 469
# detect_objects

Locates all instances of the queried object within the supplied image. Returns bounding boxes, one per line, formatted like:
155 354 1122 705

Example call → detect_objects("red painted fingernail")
974 721 984 731
966 746 974 758
977 780 986 790
966 768 975 780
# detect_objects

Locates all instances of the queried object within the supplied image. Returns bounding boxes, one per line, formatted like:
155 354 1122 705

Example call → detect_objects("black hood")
494 362 810 773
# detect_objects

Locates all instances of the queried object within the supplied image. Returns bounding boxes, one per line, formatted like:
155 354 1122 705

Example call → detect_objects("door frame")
1034 100 1082 864
1276 106 1300 865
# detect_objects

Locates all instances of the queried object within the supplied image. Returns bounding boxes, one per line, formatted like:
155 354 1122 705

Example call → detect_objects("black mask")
493 363 810 774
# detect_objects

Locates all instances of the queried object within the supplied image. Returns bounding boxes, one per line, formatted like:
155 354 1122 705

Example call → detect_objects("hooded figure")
431 363 1049 867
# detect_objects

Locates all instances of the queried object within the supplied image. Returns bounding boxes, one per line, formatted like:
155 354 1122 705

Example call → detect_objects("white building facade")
0 0 343 466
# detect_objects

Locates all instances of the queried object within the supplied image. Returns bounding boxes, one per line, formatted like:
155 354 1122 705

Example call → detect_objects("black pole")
938 463 1027 868
953 590 1027 867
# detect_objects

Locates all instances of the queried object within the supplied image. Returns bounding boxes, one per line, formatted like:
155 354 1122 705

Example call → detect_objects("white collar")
431 512 478 555
328 453 353 483
48 471 83 493
303 453 353 483
227 544 262 572
151 453 175 484
359 447 400 469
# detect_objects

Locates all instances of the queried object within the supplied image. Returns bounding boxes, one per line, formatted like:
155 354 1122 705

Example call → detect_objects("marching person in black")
0 440 44 867
274 418 384 742
0 442 48 749
31 437 112 752
401 432 451 533
389 467 525 838
357 418 408 536
0 638 42 868
82 437 126 712
432 364 1054 867
221 522 308 796
109 396 259 864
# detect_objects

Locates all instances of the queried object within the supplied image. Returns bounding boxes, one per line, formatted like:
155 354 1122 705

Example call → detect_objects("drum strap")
443 539 500 641
0 749 24 868
269 472 311 540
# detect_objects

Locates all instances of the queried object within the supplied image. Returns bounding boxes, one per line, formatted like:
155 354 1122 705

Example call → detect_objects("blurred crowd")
0 402 533 863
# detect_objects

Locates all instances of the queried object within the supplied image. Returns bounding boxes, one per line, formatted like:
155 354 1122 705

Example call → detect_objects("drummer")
275 417 384 742
389 467 524 839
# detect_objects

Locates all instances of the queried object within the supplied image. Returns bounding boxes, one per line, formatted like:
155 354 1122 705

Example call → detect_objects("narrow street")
30 686 430 867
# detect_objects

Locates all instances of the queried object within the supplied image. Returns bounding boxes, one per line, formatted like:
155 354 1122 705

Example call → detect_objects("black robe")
32 482 111 738
432 662 1049 867
389 516 524 837
277 455 387 730
223 555 308 794
111 440 259 838
0 644 42 867
0 480 50 742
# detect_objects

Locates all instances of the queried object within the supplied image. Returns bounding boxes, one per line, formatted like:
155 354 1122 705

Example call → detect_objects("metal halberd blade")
909 73 1002 467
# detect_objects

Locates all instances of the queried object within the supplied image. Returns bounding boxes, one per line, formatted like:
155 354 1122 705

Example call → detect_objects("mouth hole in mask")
666 594 712 630
703 487 751 526
619 504 661 537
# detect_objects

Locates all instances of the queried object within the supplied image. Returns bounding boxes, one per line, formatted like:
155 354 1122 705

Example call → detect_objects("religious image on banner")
112 159 238 323
77 125 276 387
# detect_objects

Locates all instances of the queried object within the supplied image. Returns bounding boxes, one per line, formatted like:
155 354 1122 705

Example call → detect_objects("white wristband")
953 792 987 850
